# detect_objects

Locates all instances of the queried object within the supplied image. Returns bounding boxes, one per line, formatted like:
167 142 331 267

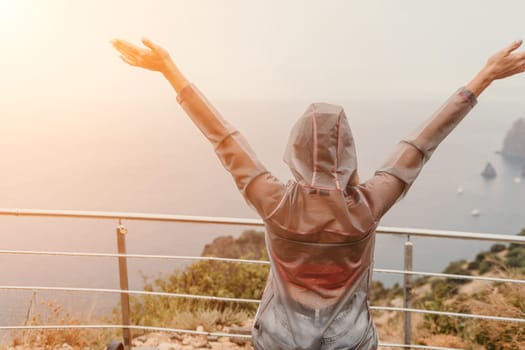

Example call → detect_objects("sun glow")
0 1 38 33
0 0 20 23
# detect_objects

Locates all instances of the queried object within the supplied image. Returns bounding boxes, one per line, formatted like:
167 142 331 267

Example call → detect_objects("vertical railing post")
116 220 132 350
403 236 413 349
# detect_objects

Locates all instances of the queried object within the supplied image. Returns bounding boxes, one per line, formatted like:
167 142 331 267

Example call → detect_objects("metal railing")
0 208 524 350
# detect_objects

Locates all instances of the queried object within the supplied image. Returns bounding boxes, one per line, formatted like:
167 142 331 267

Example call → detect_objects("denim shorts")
252 290 378 350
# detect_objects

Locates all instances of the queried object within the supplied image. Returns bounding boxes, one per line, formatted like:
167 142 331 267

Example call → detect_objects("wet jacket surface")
177 85 477 350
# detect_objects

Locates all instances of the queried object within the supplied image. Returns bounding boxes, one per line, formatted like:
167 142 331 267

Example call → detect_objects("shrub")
475 251 489 262
490 243 506 253
479 260 494 275
128 255 270 330
507 255 525 268
505 238 525 271
508 228 525 251
467 260 480 270
443 260 470 284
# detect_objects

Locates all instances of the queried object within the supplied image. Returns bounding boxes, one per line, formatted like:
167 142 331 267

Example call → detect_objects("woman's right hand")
111 38 174 74
111 38 188 92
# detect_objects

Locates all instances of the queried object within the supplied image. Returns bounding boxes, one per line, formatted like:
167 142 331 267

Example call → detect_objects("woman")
111 38 525 350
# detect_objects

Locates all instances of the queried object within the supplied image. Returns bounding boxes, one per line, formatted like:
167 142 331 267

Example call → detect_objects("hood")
284 103 357 190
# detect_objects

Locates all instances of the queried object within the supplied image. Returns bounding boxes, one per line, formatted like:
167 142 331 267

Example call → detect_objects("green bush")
128 255 270 329
467 260 480 270
479 260 494 275
505 235 525 271
490 243 506 253
443 260 470 284
443 260 467 274
475 251 489 262
508 228 525 251
430 279 458 298
507 255 525 268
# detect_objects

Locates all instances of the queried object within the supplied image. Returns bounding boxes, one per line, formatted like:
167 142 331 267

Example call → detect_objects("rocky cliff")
481 162 497 179
201 230 267 260
502 118 525 160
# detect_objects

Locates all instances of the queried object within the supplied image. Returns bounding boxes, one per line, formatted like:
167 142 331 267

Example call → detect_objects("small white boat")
456 187 464 195
471 209 480 217
514 177 522 184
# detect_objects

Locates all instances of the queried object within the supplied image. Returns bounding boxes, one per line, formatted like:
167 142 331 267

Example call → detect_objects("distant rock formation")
502 118 525 160
201 229 267 260
481 162 497 179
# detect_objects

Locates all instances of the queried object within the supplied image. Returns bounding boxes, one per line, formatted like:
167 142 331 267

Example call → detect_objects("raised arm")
111 38 286 217
361 40 525 219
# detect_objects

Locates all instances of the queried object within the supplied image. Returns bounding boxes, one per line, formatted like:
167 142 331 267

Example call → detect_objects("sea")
0 94 523 331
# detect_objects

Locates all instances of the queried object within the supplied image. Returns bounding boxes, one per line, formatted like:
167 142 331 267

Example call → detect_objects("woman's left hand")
483 40 525 80
111 38 189 93
467 40 525 97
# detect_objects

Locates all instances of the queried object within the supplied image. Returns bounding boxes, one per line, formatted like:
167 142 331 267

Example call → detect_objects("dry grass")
457 273 525 349
415 268 525 349
417 334 467 348
129 305 251 337
5 297 251 350
372 265 524 350
163 308 251 332
8 299 118 350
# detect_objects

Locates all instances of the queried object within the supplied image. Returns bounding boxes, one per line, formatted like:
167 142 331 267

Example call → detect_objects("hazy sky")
0 1 523 281
1 0 525 103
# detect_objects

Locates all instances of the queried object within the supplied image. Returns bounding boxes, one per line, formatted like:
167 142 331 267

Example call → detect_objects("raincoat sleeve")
176 83 286 217
361 87 477 219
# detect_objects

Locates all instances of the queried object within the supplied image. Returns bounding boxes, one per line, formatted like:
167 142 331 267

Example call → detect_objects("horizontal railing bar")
0 324 461 349
374 268 525 285
1 249 523 286
2 249 523 290
0 208 523 244
0 324 252 339
1 285 523 323
0 286 260 304
371 306 524 323
378 343 461 350
0 208 263 226
0 249 271 265
379 225 525 244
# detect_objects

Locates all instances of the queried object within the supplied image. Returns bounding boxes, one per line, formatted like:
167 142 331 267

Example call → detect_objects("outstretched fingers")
119 55 139 67
502 39 523 56
517 57 525 73
508 51 525 74
141 37 160 51
112 39 145 59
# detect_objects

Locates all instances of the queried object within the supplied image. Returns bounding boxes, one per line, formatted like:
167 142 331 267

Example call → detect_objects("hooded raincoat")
177 84 477 350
